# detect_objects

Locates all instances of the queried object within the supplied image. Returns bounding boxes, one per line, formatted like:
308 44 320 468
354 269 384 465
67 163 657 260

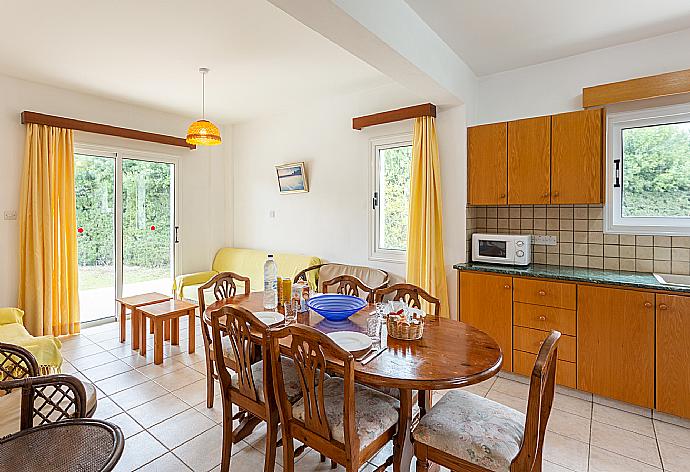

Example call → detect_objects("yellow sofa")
173 248 321 301
0 308 62 374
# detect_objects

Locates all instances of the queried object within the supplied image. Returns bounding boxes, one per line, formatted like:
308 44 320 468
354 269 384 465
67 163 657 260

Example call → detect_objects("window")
606 103 690 235
369 134 413 262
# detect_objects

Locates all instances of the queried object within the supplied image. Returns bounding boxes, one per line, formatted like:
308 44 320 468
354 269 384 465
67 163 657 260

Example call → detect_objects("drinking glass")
367 313 382 345
284 301 298 325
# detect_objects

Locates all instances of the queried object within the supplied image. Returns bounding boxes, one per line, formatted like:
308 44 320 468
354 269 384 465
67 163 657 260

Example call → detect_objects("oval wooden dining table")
203 292 502 472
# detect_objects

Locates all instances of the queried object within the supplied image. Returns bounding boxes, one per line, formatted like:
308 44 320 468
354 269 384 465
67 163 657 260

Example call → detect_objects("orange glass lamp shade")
186 119 221 146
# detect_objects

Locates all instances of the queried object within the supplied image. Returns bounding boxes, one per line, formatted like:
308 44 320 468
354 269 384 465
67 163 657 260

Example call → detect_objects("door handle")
174 226 179 244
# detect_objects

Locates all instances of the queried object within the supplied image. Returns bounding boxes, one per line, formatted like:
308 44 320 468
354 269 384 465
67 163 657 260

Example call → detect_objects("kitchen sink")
654 273 690 287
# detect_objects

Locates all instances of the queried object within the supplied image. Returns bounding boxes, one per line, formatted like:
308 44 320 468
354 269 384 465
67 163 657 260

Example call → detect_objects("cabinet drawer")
514 326 576 363
514 302 576 336
514 350 576 389
514 278 576 309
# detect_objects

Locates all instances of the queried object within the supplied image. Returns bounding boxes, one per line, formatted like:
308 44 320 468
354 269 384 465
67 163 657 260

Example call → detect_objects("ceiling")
405 0 690 76
0 0 391 123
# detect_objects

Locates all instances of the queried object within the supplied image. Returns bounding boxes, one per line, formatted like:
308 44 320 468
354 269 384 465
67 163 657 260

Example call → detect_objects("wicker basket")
386 316 424 341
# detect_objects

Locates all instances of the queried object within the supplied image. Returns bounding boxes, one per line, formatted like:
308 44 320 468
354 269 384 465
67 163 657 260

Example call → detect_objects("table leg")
393 388 414 472
171 317 179 345
164 320 171 341
417 390 439 472
140 316 147 356
119 303 126 343
154 319 164 365
132 309 140 351
188 309 196 354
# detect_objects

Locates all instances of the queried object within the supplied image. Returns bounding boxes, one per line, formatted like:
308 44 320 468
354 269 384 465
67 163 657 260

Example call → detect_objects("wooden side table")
115 293 171 350
138 299 198 365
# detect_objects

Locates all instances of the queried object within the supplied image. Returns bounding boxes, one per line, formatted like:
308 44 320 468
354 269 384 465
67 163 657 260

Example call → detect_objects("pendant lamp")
186 67 222 146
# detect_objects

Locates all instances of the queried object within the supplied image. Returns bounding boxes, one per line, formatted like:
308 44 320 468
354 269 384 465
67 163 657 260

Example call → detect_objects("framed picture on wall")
275 162 309 194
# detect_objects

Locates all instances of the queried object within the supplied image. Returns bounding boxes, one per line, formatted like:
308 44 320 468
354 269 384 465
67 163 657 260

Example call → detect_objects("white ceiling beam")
267 0 477 111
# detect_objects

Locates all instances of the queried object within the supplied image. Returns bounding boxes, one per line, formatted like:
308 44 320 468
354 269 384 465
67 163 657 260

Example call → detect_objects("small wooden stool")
138 299 198 365
115 292 171 350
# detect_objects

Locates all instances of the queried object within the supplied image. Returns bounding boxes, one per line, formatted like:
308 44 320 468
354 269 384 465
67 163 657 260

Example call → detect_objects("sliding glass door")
75 148 176 323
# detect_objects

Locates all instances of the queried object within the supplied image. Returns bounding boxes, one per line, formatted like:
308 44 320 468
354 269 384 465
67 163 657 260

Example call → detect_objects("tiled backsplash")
466 204 690 275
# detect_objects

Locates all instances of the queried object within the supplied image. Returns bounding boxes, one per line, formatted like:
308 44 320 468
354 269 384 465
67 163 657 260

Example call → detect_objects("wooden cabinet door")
551 109 603 204
467 123 507 205
459 272 513 371
508 116 551 204
577 285 655 408
656 294 690 418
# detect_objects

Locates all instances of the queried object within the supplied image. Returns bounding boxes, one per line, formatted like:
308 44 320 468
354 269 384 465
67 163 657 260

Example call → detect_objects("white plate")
327 331 372 352
254 311 285 325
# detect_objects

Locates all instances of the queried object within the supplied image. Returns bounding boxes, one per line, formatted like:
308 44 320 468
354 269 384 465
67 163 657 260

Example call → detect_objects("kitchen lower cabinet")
459 271 513 371
577 285 655 408
656 294 690 419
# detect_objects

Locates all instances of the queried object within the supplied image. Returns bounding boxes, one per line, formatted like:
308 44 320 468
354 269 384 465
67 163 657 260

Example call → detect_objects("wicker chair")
197 272 251 408
0 343 97 437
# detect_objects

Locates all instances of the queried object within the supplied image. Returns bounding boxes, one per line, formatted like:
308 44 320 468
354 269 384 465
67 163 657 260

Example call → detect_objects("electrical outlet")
533 234 557 246
3 210 17 220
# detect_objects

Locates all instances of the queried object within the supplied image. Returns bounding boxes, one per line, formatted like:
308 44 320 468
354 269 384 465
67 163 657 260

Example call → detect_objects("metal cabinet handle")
541 193 549 198
538 290 546 296
659 303 669 310
538 316 546 321
644 301 653 308
499 193 506 198
504 284 511 289
552 191 560 197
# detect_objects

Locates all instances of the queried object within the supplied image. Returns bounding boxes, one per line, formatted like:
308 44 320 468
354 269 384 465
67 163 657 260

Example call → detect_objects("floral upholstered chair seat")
230 356 303 403
413 389 526 472
292 377 399 449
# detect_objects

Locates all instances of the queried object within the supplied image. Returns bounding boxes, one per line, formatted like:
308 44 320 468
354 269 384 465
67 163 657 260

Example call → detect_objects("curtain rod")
352 103 436 130
21 111 195 150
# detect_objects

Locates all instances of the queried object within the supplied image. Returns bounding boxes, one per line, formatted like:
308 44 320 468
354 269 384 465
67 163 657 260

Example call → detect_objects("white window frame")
605 102 690 236
368 133 413 263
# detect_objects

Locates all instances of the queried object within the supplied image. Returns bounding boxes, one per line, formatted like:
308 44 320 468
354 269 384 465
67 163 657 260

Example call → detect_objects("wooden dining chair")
269 324 399 472
198 271 250 408
321 274 377 302
413 330 561 472
210 305 305 472
295 263 389 293
374 283 441 321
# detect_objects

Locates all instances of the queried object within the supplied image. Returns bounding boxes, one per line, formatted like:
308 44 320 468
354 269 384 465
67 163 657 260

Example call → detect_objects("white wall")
0 74 228 308
231 82 468 317
476 28 690 124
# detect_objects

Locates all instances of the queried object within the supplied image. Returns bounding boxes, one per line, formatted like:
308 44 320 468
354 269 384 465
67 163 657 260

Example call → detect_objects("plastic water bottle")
263 254 278 309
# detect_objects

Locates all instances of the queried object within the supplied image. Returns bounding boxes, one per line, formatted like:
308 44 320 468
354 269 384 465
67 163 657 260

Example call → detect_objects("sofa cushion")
413 389 525 472
318 264 387 290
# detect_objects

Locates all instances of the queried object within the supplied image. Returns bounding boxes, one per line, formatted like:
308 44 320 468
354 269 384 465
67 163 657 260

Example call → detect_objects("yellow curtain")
18 124 80 336
407 116 450 318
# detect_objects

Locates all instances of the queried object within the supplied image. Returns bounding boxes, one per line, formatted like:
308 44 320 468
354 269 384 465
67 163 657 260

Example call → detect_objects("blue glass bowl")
307 294 367 321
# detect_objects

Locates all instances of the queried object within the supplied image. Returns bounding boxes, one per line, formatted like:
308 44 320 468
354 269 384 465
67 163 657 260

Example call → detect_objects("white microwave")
472 233 532 266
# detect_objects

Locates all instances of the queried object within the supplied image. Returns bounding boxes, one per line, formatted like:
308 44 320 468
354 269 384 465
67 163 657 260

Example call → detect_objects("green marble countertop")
453 262 690 294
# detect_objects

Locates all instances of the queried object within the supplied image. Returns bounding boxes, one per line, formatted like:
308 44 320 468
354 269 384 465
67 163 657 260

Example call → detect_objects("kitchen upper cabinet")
578 285 655 408
467 123 508 205
508 116 551 205
656 294 690 419
551 109 603 204
459 272 513 371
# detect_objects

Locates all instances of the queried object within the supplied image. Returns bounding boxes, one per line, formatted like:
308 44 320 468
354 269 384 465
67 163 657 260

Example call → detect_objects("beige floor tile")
173 378 211 406
148 408 216 449
658 439 690 472
70 350 119 371
174 424 250 471
172 349 208 366
193 397 225 423
155 367 205 391
137 452 192 471
546 409 591 443
485 390 527 414
58 334 95 348
654 419 690 448
82 359 133 382
189 360 208 375
137 358 187 379
295 449 345 471
490 377 529 399
542 432 589 472
129 393 191 428
592 403 655 437
109 343 151 359
121 352 157 368
552 392 592 419
590 421 661 468
60 361 79 374
542 461 575 472
92 396 124 420
113 431 167 472
227 445 282 471
85 329 121 343
61 343 106 361
594 395 652 418
96 337 132 351
109 412 144 438
110 380 169 410
96 369 150 395
589 446 662 472
460 376 496 397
